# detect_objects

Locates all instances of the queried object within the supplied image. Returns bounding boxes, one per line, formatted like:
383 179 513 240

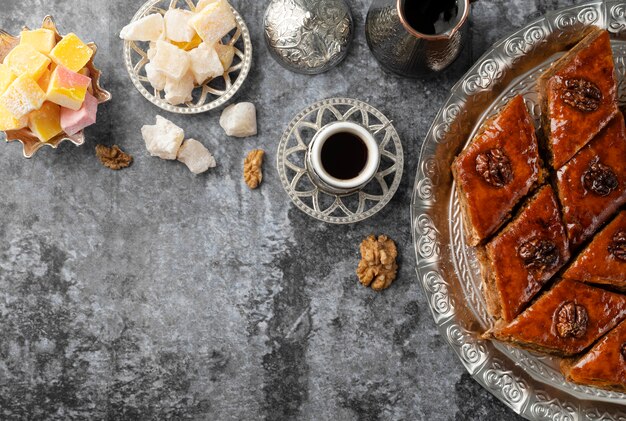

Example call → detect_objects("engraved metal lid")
264 0 353 75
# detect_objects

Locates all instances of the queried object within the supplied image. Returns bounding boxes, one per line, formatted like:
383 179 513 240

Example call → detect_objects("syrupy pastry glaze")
451 95 543 246
562 319 626 392
485 186 570 321
539 29 618 169
563 211 626 290
556 113 626 248
487 279 626 356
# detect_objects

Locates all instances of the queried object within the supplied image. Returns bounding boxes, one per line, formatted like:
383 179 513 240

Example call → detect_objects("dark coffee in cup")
402 0 459 35
320 132 368 180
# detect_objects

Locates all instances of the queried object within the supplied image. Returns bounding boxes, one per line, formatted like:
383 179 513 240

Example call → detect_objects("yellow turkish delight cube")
0 104 28 131
20 28 57 54
172 34 203 51
4 44 51 81
37 68 51 91
28 101 62 142
49 33 94 72
0 63 16 94
0 75 46 119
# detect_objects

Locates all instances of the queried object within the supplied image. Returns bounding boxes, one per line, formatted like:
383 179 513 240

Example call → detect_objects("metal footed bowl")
412 1 626 419
123 0 252 114
0 16 111 158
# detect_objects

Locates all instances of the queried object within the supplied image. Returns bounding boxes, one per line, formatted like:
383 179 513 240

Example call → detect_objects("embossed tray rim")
412 1 626 419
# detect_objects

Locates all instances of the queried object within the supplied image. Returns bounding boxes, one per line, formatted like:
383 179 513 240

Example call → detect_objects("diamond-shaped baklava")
539 29 619 169
563 211 626 291
485 279 626 357
480 185 570 322
556 113 626 248
452 95 544 246
561 319 626 393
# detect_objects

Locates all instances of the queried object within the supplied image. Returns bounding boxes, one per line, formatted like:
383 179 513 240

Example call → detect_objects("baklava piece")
563 211 626 291
539 29 618 169
555 113 626 248
561 319 626 393
485 279 626 357
480 186 570 321
452 95 544 246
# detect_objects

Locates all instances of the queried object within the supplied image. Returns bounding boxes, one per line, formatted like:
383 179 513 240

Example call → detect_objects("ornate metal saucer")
123 0 252 114
412 1 626 419
0 16 111 158
277 97 403 224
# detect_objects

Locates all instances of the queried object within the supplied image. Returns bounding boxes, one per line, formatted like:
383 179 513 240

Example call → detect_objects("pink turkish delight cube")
60 92 98 135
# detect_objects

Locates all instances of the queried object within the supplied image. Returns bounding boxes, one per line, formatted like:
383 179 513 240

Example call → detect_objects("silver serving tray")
411 1 626 419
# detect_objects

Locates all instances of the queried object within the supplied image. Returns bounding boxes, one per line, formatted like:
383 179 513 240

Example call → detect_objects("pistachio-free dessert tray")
412 1 626 419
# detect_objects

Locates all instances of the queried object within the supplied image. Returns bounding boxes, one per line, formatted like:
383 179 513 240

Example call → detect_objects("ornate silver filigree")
412 1 626 418
264 0 352 74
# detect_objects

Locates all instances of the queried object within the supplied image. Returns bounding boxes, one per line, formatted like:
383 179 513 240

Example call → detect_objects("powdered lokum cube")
4 44 51 81
190 0 236 46
46 65 91 110
164 9 196 43
49 33 94 72
219 102 257 137
60 92 98 136
0 63 16 94
0 75 46 119
147 42 157 60
164 71 195 105
145 63 166 91
141 115 185 160
196 0 216 12
20 28 57 54
214 43 235 70
188 43 223 85
37 68 51 91
28 101 62 142
151 40 190 80
177 138 216 174
0 105 28 131
120 13 164 42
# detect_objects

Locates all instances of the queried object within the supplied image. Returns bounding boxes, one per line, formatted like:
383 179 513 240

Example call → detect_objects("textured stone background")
0 0 581 420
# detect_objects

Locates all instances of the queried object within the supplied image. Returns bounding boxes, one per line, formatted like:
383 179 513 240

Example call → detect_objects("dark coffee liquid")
403 0 459 35
321 132 368 180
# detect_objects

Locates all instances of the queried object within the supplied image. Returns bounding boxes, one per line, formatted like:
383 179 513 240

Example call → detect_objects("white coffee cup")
307 122 380 193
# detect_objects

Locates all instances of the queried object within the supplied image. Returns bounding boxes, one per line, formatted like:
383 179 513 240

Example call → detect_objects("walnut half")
244 149 265 189
95 145 133 170
356 235 398 291
554 301 588 339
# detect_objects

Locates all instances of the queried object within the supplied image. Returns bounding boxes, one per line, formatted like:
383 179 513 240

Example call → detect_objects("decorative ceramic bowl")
123 0 253 114
0 16 111 158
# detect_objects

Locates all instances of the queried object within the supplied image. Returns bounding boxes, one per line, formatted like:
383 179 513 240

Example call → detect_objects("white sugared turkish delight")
120 13 164 42
214 43 235 70
195 0 216 12
147 42 157 60
141 115 185 160
164 72 195 105
151 40 190 80
190 0 236 46
219 102 257 138
164 9 196 43
188 43 223 85
145 62 166 91
177 138 216 174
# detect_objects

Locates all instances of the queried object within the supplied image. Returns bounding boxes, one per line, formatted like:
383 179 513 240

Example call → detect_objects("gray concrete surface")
0 0 580 419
